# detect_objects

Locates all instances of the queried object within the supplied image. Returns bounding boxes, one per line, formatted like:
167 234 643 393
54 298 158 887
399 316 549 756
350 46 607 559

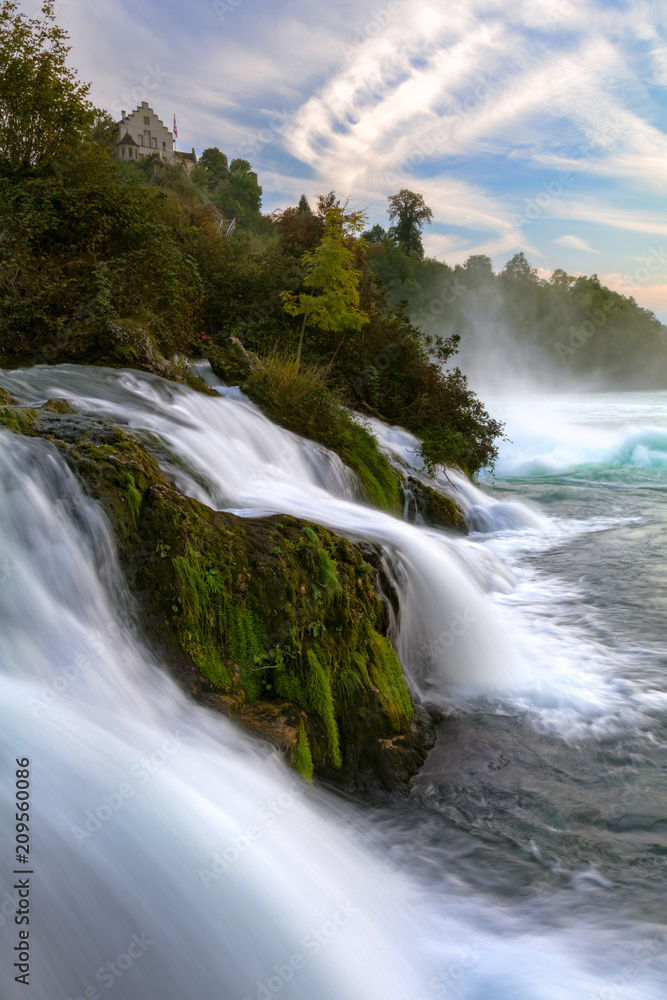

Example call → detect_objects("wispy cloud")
555 234 601 254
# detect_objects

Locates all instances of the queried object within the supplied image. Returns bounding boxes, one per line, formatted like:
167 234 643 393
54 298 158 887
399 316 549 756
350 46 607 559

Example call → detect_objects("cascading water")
1 365 667 999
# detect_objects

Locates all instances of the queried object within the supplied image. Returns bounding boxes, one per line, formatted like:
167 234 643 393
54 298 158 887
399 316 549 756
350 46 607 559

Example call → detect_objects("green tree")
297 193 310 214
281 206 369 364
198 146 229 179
386 189 433 257
0 0 97 171
363 224 389 244
464 254 494 280
501 251 538 281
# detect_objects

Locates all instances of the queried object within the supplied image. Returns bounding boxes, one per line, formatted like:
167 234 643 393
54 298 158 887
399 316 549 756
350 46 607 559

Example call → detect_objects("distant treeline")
364 230 667 388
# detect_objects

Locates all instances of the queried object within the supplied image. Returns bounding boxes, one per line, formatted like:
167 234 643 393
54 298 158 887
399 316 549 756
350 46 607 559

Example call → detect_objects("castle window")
121 147 125 157
143 116 150 125
144 130 151 147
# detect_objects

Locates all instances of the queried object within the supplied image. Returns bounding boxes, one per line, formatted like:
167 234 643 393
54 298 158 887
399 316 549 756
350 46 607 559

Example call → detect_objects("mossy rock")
0 387 13 406
1 403 427 789
0 406 38 436
42 398 77 414
207 339 254 385
407 477 467 533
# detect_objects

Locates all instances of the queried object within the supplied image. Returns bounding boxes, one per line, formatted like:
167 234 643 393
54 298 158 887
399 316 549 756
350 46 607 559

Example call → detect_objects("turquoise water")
377 391 667 935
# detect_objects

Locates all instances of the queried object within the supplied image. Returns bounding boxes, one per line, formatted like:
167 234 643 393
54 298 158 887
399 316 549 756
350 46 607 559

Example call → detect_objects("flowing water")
0 366 665 999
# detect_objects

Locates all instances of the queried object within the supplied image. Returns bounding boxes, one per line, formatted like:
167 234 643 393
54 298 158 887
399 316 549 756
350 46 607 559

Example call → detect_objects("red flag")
173 115 178 139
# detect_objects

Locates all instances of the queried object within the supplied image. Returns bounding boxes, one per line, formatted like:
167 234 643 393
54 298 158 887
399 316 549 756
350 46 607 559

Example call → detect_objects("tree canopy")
191 148 263 226
386 189 433 257
0 0 98 171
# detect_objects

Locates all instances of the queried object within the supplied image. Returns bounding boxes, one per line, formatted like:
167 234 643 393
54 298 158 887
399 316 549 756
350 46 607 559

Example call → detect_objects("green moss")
0 387 14 405
366 632 414 726
292 723 314 781
337 419 402 512
120 472 142 523
225 605 266 700
42 398 76 414
0 407 38 435
305 648 342 767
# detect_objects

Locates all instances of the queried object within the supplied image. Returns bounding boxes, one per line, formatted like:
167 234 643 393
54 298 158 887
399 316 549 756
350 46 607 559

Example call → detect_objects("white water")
1 366 666 998
486 391 667 478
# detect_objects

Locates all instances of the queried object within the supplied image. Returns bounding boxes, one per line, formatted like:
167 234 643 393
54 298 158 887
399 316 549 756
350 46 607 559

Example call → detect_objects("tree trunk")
296 312 309 368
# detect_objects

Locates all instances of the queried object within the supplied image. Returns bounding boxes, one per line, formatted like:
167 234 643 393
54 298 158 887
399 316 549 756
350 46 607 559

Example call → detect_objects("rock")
407 477 467 533
42 398 77 414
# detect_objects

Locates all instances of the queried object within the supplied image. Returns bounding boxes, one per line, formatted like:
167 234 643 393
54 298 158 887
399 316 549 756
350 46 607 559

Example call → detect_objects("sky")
29 0 667 319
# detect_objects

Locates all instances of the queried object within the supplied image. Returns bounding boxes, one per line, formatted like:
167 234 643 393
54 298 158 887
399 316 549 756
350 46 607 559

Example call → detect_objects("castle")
113 102 197 173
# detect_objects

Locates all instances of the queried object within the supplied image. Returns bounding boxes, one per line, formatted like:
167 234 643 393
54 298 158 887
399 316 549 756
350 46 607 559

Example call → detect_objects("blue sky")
30 0 667 319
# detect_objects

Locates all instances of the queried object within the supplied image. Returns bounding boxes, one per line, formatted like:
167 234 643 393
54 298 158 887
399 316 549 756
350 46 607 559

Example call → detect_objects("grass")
245 355 402 512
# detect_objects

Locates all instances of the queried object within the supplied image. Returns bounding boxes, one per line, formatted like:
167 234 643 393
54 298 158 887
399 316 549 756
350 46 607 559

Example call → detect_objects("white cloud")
550 200 667 237
555 234 601 253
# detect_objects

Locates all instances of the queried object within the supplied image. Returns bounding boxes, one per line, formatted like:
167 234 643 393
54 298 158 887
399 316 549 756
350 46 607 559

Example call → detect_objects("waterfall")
1 365 666 999
0 430 429 1000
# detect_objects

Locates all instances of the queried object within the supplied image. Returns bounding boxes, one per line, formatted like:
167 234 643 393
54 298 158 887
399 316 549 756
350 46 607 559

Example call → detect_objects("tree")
192 150 262 226
363 224 389 244
501 251 538 281
297 193 310 214
198 147 229 181
550 267 574 288
281 206 369 364
464 254 494 285
0 0 97 171
386 189 433 257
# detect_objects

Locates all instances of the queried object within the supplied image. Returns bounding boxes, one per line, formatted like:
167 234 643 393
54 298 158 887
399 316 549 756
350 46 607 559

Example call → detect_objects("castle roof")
117 132 138 146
